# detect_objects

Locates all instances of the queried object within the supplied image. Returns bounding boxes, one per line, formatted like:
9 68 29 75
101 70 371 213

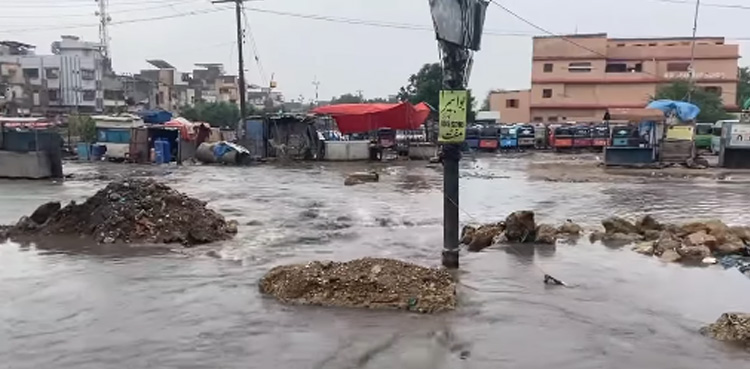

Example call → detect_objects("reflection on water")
1 157 750 369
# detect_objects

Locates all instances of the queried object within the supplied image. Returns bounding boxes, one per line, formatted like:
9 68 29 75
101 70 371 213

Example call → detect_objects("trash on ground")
0 178 237 246
259 257 456 313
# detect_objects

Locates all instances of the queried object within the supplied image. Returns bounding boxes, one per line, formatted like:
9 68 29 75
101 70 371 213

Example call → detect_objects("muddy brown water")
2 157 750 369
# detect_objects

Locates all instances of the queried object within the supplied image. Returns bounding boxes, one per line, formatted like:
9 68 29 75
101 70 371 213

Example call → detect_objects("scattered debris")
701 313 750 348
1 179 236 246
344 171 379 186
259 257 456 313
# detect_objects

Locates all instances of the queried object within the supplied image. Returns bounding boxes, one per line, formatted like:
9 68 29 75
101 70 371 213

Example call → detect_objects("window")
648 43 657 47
81 69 95 80
506 99 519 108
568 62 592 73
542 89 552 98
716 41 724 45
606 63 627 73
543 63 553 72
48 89 59 101
23 68 39 79
632 63 643 72
704 86 722 95
548 116 558 123
616 43 626 47
45 68 59 79
667 62 690 72
532 116 543 122
82 90 96 101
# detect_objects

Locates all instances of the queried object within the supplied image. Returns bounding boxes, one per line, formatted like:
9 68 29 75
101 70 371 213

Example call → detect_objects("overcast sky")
1 0 749 103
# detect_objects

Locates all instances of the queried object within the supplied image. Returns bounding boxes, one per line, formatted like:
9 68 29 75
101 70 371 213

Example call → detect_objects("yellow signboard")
666 125 694 140
438 90 468 143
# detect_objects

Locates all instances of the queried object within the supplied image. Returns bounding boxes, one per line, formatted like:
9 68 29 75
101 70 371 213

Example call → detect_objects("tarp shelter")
137 109 173 124
164 117 196 140
312 102 431 134
646 100 701 121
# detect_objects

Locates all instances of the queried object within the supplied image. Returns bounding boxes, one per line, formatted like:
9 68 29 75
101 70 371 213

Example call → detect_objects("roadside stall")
0 117 63 179
312 102 430 161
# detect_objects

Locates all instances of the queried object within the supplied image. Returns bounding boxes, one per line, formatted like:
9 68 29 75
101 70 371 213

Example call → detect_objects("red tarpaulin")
312 102 431 134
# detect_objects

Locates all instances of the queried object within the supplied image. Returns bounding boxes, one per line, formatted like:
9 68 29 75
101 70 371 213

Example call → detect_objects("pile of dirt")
259 257 456 313
1 178 237 246
461 211 583 251
701 313 750 348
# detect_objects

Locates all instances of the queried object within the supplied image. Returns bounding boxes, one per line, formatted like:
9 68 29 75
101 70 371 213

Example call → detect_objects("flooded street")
2 156 750 368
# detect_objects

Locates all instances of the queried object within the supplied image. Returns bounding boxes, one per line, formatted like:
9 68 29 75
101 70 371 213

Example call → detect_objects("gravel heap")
259 257 456 313
2 178 237 246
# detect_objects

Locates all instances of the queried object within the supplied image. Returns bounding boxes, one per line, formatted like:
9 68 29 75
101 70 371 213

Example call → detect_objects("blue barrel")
161 139 172 163
77 143 91 160
154 139 165 164
91 144 107 160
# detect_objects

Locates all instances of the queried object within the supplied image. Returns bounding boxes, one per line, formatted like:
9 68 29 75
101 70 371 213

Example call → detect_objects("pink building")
490 33 739 123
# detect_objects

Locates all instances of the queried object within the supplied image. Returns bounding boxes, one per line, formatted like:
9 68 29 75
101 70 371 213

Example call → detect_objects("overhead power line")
0 7 231 34
650 0 750 11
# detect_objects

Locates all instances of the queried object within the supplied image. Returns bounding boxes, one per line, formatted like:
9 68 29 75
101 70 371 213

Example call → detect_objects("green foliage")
180 102 242 128
653 80 730 122
397 62 476 121
69 115 96 143
738 66 750 109
331 93 363 104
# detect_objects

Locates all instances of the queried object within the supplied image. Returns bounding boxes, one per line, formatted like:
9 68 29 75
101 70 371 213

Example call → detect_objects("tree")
397 62 477 121
738 66 750 108
69 115 96 143
330 93 363 104
653 80 730 122
180 102 242 128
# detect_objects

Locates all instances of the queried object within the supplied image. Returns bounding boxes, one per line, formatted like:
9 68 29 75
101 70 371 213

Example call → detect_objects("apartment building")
490 33 739 123
0 36 108 114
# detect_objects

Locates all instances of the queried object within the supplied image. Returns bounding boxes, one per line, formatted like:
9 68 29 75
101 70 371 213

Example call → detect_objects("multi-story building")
490 33 739 123
0 36 108 114
138 59 195 111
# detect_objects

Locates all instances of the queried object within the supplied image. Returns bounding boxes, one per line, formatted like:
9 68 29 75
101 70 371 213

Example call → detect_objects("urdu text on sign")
438 90 468 143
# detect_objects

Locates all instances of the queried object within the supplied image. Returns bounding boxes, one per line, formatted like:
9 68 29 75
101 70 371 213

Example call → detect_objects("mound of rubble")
461 210 583 252
588 215 750 265
701 313 750 348
259 257 456 313
1 179 237 246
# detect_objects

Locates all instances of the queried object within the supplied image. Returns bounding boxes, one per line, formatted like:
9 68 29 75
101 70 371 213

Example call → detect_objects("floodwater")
2 156 750 369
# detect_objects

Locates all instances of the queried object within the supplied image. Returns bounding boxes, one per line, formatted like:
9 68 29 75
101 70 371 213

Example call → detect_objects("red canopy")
312 102 431 134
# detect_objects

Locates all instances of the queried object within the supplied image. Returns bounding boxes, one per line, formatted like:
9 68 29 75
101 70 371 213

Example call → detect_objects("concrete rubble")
701 313 750 348
461 211 584 251
344 171 380 186
259 257 456 313
0 178 237 246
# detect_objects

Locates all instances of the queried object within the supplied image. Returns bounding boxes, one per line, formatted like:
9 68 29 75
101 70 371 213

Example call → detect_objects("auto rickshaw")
694 122 713 150
369 128 396 160
499 125 518 149
516 124 535 148
534 124 548 148
465 126 480 151
592 124 610 149
572 125 593 149
550 125 573 151
610 125 639 147
479 126 499 151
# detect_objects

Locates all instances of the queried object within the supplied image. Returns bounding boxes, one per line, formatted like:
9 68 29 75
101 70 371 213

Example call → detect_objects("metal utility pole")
213 0 248 135
96 0 112 62
429 0 488 269
687 0 701 102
